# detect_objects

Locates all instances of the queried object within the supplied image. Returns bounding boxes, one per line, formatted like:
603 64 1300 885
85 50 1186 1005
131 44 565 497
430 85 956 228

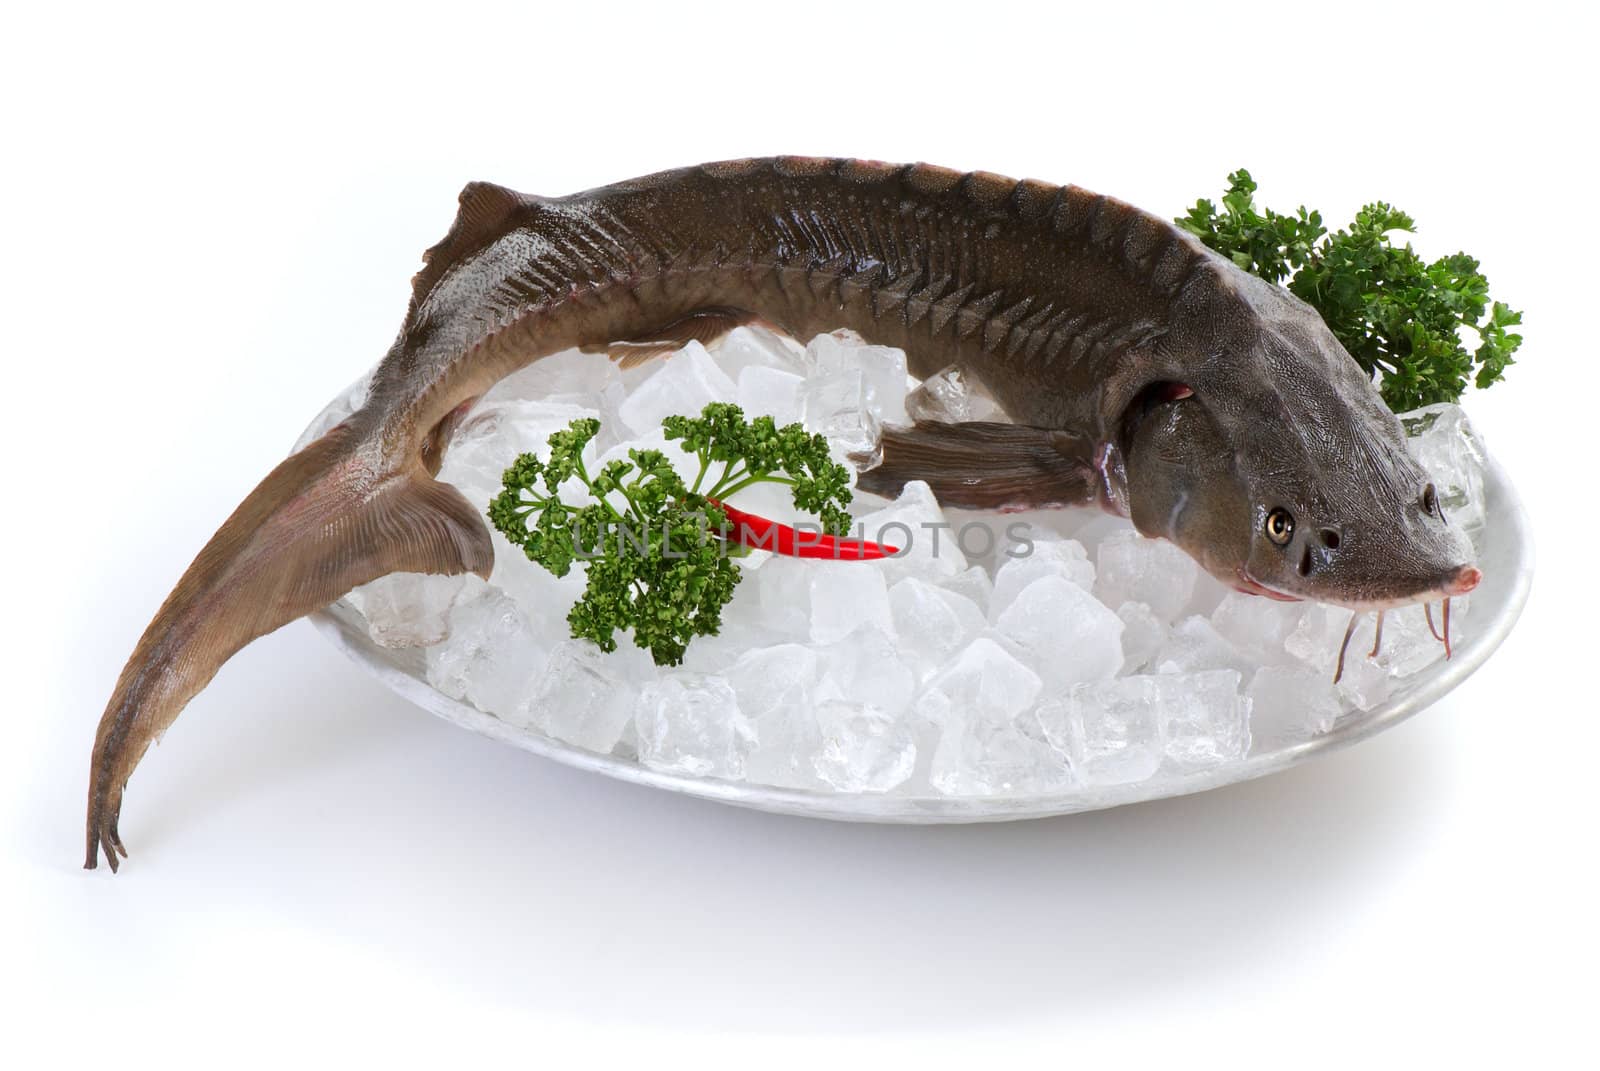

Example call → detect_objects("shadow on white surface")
28 613 1455 1034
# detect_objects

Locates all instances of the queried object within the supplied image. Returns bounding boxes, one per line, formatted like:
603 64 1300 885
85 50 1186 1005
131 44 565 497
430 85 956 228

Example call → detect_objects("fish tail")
85 419 493 871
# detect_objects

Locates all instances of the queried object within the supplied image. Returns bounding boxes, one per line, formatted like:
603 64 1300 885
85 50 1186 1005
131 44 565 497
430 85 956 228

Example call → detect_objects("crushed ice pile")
320 329 1488 797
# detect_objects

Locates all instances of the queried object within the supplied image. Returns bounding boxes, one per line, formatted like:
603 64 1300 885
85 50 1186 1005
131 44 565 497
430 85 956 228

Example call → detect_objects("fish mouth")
1233 568 1303 602
1312 563 1483 613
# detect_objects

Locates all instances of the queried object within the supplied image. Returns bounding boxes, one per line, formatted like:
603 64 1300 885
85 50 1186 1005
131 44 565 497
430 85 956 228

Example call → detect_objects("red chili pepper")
707 498 899 561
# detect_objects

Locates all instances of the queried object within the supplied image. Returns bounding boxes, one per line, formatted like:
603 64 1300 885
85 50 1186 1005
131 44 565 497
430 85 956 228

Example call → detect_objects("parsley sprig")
488 403 853 666
1178 169 1522 412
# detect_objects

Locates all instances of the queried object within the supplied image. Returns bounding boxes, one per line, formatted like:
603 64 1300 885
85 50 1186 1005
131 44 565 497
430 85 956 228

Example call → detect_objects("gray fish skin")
85 157 1478 870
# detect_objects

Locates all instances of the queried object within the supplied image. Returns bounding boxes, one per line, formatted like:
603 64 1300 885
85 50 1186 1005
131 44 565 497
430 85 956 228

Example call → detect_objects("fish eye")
1264 507 1295 546
1422 483 1438 515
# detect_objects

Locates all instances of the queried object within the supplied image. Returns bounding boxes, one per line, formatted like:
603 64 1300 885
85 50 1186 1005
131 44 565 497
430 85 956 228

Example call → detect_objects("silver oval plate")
309 458 1532 825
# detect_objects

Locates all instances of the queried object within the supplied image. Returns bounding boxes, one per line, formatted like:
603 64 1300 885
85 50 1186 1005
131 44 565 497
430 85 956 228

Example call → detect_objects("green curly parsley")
488 403 853 666
1178 169 1522 412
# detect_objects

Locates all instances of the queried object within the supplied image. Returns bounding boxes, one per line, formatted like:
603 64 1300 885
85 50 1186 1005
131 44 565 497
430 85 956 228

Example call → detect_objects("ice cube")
424 589 546 721
720 561 770 616
990 535 1096 618
745 720 826 789
818 624 915 717
1156 669 1251 769
1284 603 1355 670
617 341 736 435
1048 510 1131 553
981 514 1036 566
1403 403 1487 532
756 555 813 639
930 713 1073 796
726 644 818 720
726 644 827 789
1375 601 1459 679
713 325 804 378
634 672 755 778
905 364 1007 424
994 575 1125 689
1336 651 1393 712
668 569 778 676
347 571 474 648
888 577 987 676
853 480 967 584
1299 605 1448 710
486 540 590 649
1117 601 1169 675
801 330 910 455
735 365 804 425
914 637 1042 728
1093 528 1199 622
676 619 789 675
1186 569 1234 619
526 639 641 753
1246 665 1342 748
590 381 631 453
438 397 602 506
1285 602 1457 687
812 701 916 792
808 561 893 645
483 346 615 406
940 564 995 617
1036 677 1163 786
1154 616 1256 677
1210 592 1306 665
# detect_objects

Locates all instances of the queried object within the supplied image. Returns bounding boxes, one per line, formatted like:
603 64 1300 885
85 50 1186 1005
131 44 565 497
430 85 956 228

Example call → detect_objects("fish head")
1120 269 1479 610
1121 383 1253 588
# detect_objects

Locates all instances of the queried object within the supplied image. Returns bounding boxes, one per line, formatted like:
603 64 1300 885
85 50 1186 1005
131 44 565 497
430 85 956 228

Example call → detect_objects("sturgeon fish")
86 157 1480 870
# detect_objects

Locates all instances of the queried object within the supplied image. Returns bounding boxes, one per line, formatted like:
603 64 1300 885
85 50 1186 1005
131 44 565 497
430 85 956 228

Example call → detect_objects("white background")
4 2 1593 1066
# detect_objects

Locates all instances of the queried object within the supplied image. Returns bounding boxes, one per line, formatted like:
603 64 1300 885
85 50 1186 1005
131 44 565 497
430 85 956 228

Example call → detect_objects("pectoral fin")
351 468 495 584
854 420 1098 511
581 306 765 369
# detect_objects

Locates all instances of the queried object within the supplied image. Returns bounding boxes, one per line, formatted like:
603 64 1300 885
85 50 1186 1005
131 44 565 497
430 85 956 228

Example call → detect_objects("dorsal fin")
409 180 532 312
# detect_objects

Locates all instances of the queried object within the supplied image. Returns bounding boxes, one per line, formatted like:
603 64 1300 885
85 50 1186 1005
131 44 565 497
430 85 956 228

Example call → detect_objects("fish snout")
1263 511 1479 609
1444 563 1481 596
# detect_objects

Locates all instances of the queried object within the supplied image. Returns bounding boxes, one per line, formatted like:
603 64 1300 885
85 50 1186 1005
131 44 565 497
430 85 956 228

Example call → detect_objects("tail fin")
85 423 493 870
